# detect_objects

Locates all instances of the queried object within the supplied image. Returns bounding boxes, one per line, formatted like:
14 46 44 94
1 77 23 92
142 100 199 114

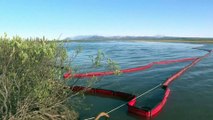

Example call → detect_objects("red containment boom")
66 49 212 119
64 57 198 79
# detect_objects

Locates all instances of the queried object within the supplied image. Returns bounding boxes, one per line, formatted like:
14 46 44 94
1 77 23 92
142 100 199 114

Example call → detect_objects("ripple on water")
67 42 213 120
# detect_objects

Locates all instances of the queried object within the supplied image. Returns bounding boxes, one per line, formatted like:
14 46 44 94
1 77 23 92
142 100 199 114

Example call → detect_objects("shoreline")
63 39 213 44
129 40 213 44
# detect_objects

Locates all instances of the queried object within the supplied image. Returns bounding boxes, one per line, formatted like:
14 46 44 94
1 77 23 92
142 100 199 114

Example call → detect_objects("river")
66 41 213 120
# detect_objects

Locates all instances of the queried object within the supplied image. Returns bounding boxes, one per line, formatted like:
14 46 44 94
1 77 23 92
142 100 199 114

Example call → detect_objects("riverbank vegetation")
0 34 121 120
0 34 78 120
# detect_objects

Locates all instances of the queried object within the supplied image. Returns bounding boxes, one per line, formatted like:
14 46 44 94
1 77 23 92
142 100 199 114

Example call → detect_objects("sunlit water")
65 41 213 120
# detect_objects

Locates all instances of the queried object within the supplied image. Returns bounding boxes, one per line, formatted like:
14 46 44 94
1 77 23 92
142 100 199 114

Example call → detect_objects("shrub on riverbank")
0 34 78 120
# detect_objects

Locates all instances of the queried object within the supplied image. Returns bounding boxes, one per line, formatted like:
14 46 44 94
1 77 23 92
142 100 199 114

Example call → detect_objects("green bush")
0 34 78 120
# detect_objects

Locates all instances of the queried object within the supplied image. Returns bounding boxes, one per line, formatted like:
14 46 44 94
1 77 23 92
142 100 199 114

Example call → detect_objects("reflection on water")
66 41 213 120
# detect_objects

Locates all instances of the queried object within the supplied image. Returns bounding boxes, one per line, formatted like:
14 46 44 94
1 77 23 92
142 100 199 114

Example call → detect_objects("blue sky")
0 0 213 39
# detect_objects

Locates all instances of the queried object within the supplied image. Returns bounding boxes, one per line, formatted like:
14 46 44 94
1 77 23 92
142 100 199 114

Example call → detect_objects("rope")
84 83 162 120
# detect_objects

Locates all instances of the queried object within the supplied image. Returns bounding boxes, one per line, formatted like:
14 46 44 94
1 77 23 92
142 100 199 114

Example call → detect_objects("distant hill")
64 35 213 41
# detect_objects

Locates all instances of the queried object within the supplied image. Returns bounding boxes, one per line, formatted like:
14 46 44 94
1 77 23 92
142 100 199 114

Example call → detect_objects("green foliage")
89 50 121 75
0 34 122 120
89 50 121 74
89 50 105 67
0 34 77 120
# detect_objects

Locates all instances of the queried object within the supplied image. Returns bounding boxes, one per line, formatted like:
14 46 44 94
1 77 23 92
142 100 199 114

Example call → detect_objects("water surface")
66 41 213 120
